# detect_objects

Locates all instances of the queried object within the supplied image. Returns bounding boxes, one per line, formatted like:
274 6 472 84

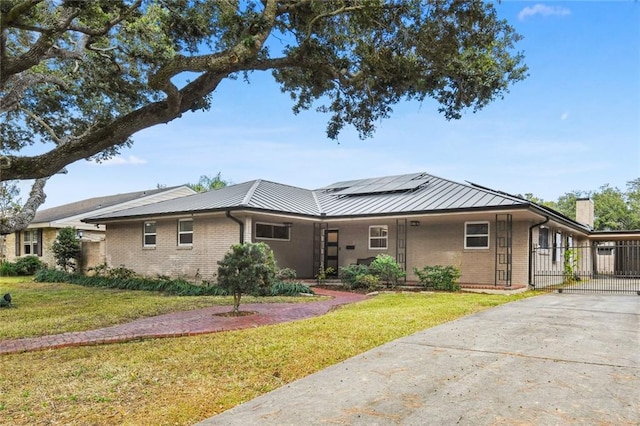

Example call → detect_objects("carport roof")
82 172 589 232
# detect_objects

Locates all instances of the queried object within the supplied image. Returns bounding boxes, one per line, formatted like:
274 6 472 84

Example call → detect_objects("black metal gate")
531 241 640 294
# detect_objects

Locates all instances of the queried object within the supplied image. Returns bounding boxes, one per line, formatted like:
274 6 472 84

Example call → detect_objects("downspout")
528 216 550 286
226 210 244 244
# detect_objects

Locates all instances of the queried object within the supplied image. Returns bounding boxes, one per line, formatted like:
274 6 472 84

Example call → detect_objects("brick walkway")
0 288 367 355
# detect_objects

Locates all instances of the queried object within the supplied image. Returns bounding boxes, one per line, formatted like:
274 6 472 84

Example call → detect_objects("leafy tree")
51 227 82 272
552 190 587 220
1 0 528 234
520 193 558 210
217 242 277 313
626 178 640 229
188 172 230 193
0 179 21 234
592 184 633 231
539 180 640 231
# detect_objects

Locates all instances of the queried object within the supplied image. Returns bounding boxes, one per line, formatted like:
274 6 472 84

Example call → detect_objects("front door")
325 230 339 276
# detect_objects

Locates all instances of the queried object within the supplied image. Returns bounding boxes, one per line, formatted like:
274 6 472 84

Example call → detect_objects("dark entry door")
325 230 339 276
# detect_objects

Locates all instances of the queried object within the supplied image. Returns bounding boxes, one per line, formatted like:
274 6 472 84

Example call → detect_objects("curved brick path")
0 288 367 355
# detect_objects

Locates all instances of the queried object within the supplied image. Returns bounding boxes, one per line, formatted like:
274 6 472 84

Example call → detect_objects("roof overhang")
588 230 640 241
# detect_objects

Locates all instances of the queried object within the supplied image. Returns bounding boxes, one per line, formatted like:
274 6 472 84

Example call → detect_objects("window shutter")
37 229 43 256
14 232 20 256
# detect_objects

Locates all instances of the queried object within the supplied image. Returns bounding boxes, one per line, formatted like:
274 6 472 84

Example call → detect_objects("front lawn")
0 277 321 339
0 282 537 425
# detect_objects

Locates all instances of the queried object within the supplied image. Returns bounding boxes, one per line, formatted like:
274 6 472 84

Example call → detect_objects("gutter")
528 216 549 286
226 210 244 243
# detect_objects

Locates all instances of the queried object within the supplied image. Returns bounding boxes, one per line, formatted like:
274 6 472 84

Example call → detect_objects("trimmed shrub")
413 265 461 292
276 267 297 281
16 255 44 275
13 256 45 275
369 254 405 288
354 273 381 292
0 261 18 276
339 263 371 289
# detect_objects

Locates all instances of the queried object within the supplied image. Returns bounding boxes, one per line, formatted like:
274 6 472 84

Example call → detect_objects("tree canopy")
187 172 231 192
524 180 640 231
0 0 528 234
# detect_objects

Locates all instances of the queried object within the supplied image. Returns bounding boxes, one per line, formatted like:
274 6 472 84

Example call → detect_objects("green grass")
0 278 538 425
0 277 321 339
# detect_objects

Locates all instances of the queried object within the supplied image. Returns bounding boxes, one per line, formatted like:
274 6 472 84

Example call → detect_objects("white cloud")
560 112 569 120
518 4 571 20
90 155 147 166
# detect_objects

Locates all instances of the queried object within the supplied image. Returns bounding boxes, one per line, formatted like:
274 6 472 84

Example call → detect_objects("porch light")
410 221 420 227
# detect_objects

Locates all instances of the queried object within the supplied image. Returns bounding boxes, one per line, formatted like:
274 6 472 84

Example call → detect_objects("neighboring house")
5 186 196 270
82 172 639 289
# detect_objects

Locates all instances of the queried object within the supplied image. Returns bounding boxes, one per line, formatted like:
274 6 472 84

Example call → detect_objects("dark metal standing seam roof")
84 173 578 227
314 174 527 217
245 180 320 216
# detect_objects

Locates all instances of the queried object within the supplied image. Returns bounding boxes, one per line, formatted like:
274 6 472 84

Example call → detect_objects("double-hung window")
465 222 489 249
178 219 193 245
369 225 388 249
23 230 39 255
143 222 156 247
255 223 290 241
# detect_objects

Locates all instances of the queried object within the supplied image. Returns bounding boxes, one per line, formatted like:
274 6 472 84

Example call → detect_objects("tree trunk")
233 292 241 313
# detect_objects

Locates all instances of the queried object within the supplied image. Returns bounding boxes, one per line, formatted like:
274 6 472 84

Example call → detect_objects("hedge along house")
82 172 604 289
4 186 196 271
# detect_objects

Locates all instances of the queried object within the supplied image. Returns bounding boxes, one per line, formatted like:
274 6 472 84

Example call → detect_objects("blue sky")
32 1 640 209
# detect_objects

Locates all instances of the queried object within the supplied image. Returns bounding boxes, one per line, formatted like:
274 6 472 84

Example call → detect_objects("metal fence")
531 241 640 294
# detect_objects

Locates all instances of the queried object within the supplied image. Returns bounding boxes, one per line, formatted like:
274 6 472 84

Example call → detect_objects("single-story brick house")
82 172 625 288
4 185 195 270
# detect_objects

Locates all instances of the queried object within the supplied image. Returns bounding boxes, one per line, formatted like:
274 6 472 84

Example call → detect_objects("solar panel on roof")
333 177 429 196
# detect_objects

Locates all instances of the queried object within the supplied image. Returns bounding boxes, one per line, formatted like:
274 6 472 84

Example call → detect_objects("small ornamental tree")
217 242 277 313
51 227 81 272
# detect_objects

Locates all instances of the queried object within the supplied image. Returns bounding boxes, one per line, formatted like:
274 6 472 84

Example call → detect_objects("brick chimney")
575 198 594 228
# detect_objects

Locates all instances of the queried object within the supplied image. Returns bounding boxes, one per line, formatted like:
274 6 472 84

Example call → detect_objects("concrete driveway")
199 293 640 425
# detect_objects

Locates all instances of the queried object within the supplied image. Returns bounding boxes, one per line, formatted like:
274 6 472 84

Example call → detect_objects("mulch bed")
213 311 257 317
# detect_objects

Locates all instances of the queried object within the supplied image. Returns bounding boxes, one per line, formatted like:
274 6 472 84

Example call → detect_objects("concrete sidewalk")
200 294 640 425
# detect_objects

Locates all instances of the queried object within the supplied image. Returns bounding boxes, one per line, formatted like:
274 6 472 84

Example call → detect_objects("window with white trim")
178 219 193 245
369 225 388 249
143 222 156 247
255 222 290 241
465 222 489 249
23 230 39 255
